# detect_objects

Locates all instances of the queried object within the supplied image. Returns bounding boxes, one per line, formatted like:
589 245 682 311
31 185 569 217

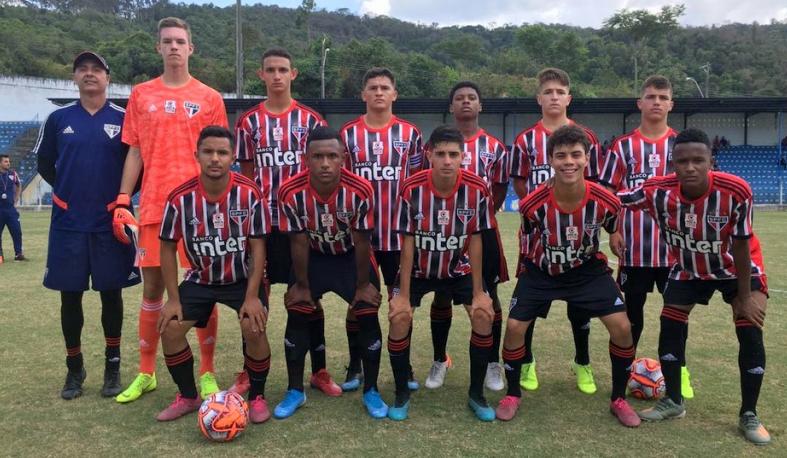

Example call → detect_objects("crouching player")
496 125 639 427
387 125 496 422
619 128 770 445
155 126 272 423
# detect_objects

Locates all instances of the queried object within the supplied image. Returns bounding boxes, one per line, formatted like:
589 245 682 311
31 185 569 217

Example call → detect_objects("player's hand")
239 296 268 334
285 284 315 309
732 293 765 329
112 193 138 245
157 299 183 334
388 293 412 323
609 231 625 258
352 282 382 308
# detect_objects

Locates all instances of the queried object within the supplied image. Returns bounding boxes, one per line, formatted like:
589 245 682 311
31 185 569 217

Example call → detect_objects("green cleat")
638 397 686 421
572 362 597 394
199 372 220 399
116 373 157 403
739 411 770 445
519 361 539 391
681 366 694 399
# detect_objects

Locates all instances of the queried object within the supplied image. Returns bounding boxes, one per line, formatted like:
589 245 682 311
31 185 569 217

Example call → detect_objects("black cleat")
101 369 122 397
14 254 27 261
61 368 86 400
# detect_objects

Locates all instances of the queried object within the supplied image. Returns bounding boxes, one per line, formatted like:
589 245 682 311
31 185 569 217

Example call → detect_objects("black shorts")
179 280 269 328
617 266 670 295
266 228 291 284
395 275 474 307
481 228 509 286
662 275 769 306
374 250 400 287
508 258 625 322
289 249 380 306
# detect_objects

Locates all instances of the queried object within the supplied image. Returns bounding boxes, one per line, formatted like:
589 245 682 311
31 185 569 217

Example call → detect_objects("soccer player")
422 81 510 392
275 126 386 419
599 75 694 399
113 17 229 403
496 125 639 428
0 154 24 262
235 47 339 397
156 126 272 423
340 67 423 391
509 68 602 394
34 51 140 399
619 128 770 445
387 125 496 422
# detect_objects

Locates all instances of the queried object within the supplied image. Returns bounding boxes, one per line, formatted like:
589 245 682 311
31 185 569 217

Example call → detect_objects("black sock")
490 296 503 363
568 307 591 365
735 321 765 416
100 290 123 373
245 353 271 400
164 346 197 399
430 303 452 362
503 344 526 397
308 307 326 374
356 308 382 392
469 331 493 400
284 307 311 391
345 318 361 373
659 306 689 404
522 320 535 364
61 291 84 373
625 291 647 350
388 332 411 404
609 341 636 400
680 323 689 367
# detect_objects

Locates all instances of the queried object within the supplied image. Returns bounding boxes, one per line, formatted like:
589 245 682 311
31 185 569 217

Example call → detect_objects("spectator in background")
720 136 730 148
713 135 721 151
0 154 25 262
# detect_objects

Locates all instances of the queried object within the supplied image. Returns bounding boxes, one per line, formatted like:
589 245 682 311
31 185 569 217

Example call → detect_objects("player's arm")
240 237 267 333
286 232 315 308
389 233 414 320
110 146 141 244
469 232 493 315
731 238 764 328
34 114 58 185
240 161 255 180
492 183 508 212
157 240 183 334
511 177 528 199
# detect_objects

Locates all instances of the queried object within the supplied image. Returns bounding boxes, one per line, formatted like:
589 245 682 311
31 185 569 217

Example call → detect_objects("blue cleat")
362 388 389 419
341 368 363 392
273 389 306 419
468 397 495 422
407 378 420 392
387 400 410 421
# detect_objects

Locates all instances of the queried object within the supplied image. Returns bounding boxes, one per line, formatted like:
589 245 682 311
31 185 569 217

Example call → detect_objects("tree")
295 0 316 43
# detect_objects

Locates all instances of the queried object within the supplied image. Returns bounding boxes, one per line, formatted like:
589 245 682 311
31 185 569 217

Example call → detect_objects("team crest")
509 297 518 311
103 124 121 139
372 141 384 155
456 208 476 225
212 212 225 229
291 125 309 146
336 210 354 223
183 101 201 118
321 213 334 227
393 141 410 156
565 226 579 241
164 100 176 113
479 150 496 166
229 209 249 225
684 213 697 229
437 209 450 226
584 223 601 237
706 214 729 230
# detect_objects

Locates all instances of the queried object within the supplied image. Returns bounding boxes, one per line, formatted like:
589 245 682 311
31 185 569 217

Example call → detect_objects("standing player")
388 125 496 422
599 75 694 398
156 126 272 423
113 17 228 403
0 154 24 262
235 47 339 398
340 67 423 391
34 51 140 399
496 125 639 427
509 68 602 394
275 126 386 419
620 128 770 445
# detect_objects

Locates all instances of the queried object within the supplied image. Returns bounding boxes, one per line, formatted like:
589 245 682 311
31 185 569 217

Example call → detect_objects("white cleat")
424 360 450 389
485 362 505 391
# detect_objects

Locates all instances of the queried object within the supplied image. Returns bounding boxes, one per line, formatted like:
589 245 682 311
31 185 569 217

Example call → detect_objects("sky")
191 1 787 28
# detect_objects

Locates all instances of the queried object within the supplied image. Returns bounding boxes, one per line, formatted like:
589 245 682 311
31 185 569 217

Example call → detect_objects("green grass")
1 209 785 456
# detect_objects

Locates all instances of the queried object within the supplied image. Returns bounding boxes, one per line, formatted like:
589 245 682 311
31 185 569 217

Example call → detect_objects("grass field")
2 209 785 457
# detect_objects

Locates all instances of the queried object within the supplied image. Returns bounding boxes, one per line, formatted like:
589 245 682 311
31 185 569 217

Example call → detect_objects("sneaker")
468 396 495 422
228 371 250 396
249 395 271 424
61 367 86 400
116 372 156 403
495 395 521 421
638 397 686 421
101 369 122 397
362 389 389 419
610 398 641 427
340 367 363 392
485 362 504 391
681 366 695 399
388 397 410 421
199 372 220 399
572 362 597 394
310 368 342 397
739 411 771 445
519 361 539 391
425 355 452 389
156 393 201 421
408 368 420 391
14 254 27 261
273 389 306 419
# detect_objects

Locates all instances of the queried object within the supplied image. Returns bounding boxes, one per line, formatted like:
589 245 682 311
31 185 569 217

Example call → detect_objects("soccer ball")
627 357 666 400
198 391 249 442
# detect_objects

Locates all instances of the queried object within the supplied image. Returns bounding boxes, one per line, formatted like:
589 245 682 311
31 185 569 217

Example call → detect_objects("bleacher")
0 121 40 152
0 121 42 184
715 146 784 204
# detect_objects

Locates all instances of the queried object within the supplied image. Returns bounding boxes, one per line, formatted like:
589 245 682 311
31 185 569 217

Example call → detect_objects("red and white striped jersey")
160 173 269 285
278 168 375 255
235 99 326 227
618 172 763 280
600 128 677 268
519 181 619 276
424 128 509 189
395 169 496 279
341 115 423 251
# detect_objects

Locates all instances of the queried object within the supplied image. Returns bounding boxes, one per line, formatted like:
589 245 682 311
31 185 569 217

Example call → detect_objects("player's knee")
161 319 186 343
470 306 494 329
505 318 528 336
389 307 412 331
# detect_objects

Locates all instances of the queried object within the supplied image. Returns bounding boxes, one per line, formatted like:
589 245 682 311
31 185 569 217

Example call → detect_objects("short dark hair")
0 154 9 160
306 126 345 151
641 75 672 95
449 81 481 104
362 67 395 88
674 128 711 149
427 125 464 150
262 47 293 65
537 67 570 90
546 125 590 157
197 125 234 150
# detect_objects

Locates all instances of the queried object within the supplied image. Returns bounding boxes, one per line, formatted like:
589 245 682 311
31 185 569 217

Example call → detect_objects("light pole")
686 77 705 98
701 63 711 98
320 38 330 99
